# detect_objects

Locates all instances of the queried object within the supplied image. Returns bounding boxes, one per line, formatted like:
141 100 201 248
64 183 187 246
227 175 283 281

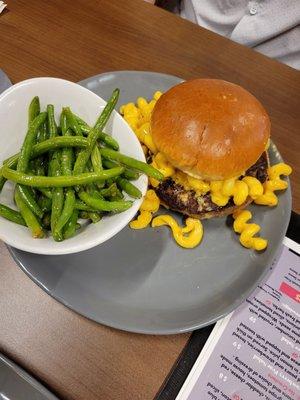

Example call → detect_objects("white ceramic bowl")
0 77 147 255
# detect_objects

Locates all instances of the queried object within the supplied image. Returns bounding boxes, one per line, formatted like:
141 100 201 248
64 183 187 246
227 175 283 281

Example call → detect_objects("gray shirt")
180 0 300 69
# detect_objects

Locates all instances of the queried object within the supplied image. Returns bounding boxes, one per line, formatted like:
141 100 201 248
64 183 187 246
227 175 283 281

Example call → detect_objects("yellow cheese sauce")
120 92 292 251
152 215 203 248
233 210 267 251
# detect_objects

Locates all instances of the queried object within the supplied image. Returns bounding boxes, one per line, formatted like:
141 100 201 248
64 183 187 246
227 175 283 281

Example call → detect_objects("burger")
150 79 270 219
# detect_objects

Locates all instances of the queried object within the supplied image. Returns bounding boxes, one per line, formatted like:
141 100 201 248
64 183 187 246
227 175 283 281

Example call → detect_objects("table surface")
0 1 299 399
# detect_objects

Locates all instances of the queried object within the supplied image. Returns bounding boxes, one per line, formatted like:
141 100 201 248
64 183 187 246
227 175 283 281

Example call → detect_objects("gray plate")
0 353 59 400
8 71 291 334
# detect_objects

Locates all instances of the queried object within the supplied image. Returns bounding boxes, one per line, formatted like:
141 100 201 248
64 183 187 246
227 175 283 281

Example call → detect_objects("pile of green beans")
0 90 164 241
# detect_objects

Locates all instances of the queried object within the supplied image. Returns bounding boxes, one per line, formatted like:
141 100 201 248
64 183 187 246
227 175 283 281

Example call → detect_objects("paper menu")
0 1 7 14
177 238 300 400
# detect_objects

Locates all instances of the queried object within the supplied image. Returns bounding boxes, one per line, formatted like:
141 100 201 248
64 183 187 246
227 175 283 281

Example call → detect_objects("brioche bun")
151 79 270 180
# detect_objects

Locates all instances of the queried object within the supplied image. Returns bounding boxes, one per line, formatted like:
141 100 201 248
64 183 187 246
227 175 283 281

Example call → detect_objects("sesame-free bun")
151 79 270 180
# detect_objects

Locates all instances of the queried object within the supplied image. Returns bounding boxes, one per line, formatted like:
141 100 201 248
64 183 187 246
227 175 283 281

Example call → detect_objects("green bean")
18 185 43 218
0 177 6 193
38 196 52 212
78 191 132 213
47 104 59 180
2 136 88 172
73 114 89 130
17 112 47 173
91 145 102 171
37 122 48 143
2 166 124 187
49 155 64 241
46 104 64 240
51 188 64 241
54 111 76 235
64 107 82 136
79 211 89 219
33 119 48 174
85 186 104 221
73 128 97 175
95 89 120 150
110 194 124 201
74 200 98 212
0 203 26 226
63 209 79 239
86 188 105 200
101 134 119 150
100 148 163 180
33 162 45 176
91 145 104 189
16 110 47 232
98 130 120 150
106 177 117 187
89 212 102 223
60 111 74 175
73 89 119 175
36 187 53 199
54 189 76 236
94 184 124 201
14 187 44 238
98 183 119 198
116 177 142 199
42 213 51 230
28 96 40 126
102 159 140 181
47 105 57 140
75 115 120 150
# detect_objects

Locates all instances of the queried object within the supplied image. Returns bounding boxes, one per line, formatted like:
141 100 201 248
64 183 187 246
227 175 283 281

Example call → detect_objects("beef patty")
155 152 269 219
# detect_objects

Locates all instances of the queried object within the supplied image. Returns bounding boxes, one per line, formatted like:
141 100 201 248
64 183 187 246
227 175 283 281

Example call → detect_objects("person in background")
145 0 300 70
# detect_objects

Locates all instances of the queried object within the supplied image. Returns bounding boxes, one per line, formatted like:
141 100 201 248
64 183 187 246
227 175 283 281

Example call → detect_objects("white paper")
177 237 300 400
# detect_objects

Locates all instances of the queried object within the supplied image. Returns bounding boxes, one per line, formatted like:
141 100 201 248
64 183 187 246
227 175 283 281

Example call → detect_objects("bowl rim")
0 77 147 255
